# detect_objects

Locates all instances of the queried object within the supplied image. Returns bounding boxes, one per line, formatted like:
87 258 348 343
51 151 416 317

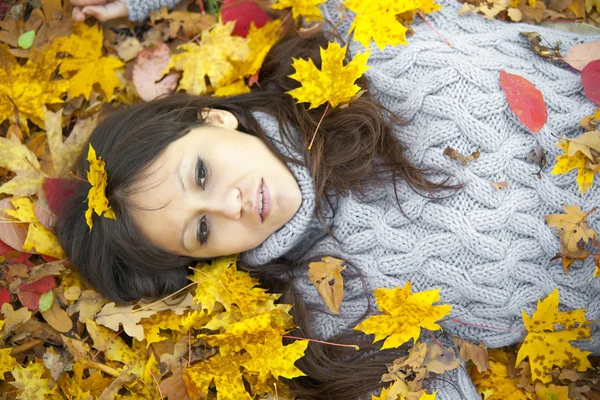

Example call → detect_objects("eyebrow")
178 160 190 252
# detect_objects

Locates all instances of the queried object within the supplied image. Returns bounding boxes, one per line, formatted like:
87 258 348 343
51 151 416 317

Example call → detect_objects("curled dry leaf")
443 146 480 166
308 256 346 314
453 336 490 373
41 299 73 333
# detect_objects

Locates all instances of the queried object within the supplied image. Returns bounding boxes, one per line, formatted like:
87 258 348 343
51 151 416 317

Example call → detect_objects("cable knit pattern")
126 0 180 21
241 1 600 398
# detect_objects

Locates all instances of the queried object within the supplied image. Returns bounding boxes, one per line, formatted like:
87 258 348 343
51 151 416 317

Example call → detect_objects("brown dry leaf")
493 181 511 191
41 298 73 333
443 146 480 166
423 341 461 374
0 198 29 253
115 36 144 62
0 303 32 339
520 31 563 58
308 256 346 314
566 130 600 161
98 373 136 400
453 337 490 373
545 204 597 272
95 302 156 341
67 289 106 323
149 6 217 39
580 109 600 131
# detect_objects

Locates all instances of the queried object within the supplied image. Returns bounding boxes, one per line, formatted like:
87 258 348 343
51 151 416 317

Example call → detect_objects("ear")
199 108 239 130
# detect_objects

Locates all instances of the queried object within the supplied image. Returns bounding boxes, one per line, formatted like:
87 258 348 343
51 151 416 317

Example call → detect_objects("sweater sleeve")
126 0 182 22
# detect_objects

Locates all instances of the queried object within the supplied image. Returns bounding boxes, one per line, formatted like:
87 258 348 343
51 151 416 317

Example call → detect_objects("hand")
70 0 128 22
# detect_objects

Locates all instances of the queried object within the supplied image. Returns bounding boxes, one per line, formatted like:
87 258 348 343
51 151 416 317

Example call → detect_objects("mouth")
255 178 272 223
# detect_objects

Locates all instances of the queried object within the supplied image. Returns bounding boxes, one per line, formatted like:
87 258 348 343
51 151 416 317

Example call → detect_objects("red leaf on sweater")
221 0 271 37
582 59 600 106
499 70 548 134
44 178 78 217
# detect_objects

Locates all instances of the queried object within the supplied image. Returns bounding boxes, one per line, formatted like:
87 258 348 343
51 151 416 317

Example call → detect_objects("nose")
198 186 243 220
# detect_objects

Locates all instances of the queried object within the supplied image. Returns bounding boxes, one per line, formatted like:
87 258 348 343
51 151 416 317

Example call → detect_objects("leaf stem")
417 12 452 47
148 370 164 399
132 281 198 313
69 171 89 184
308 102 330 150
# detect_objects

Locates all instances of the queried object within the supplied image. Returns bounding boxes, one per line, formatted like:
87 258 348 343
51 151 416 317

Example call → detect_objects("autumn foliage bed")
1 0 600 399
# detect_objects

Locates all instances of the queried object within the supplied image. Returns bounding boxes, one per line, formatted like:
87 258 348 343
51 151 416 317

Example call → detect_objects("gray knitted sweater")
239 1 600 399
126 0 180 21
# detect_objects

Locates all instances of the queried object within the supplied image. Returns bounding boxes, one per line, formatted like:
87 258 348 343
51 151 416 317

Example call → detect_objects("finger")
71 6 86 23
70 0 108 6
82 3 128 22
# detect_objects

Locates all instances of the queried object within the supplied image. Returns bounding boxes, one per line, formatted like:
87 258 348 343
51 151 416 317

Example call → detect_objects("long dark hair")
56 30 462 399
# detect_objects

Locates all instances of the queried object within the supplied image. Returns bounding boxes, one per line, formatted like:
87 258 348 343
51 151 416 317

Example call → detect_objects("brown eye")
196 157 206 190
197 215 209 244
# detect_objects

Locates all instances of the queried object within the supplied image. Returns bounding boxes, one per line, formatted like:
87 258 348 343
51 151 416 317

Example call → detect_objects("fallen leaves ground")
1 0 600 399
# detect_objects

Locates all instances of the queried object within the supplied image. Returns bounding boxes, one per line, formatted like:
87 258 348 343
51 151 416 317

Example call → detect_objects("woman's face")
127 108 302 259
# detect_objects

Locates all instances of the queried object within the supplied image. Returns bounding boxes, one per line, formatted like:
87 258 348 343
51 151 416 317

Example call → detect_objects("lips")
254 178 272 223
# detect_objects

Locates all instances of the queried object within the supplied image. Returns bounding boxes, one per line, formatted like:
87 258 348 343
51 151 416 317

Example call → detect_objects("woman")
60 0 600 398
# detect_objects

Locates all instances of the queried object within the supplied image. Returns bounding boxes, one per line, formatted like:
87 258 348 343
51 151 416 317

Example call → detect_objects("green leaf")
38 290 54 313
17 30 36 50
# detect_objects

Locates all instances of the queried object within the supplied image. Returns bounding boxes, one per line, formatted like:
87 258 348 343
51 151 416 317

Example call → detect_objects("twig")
10 339 44 356
308 102 330 150
283 335 359 350
418 12 452 47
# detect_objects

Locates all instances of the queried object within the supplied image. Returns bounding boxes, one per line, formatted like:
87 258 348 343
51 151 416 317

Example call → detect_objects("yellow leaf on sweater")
271 0 326 22
287 41 370 109
344 0 442 50
0 136 44 198
552 140 597 194
470 360 533 400
308 256 346 314
164 22 250 95
50 23 124 100
353 282 452 350
515 289 593 383
85 144 116 231
5 197 65 259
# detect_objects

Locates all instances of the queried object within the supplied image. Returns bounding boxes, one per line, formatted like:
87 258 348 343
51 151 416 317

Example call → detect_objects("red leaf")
41 255 59 263
0 288 11 306
0 239 31 264
221 0 271 37
582 59 600 106
44 178 79 217
20 276 56 293
132 43 180 102
499 70 548 134
18 290 41 310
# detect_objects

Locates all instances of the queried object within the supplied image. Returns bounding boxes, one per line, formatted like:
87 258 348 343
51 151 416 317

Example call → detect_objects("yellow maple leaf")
287 41 370 109
189 256 279 316
552 140 597 194
198 306 296 356
353 282 452 350
139 310 184 348
470 360 534 400
185 352 253 400
344 0 443 50
213 80 252 97
0 348 17 377
50 23 124 100
241 331 308 384
85 144 116 231
271 0 326 22
164 21 250 95
534 382 569 400
9 361 56 400
515 289 593 383
0 136 45 198
5 197 65 259
0 43 68 127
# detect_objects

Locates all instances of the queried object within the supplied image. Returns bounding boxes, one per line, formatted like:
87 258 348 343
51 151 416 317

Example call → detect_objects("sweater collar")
239 111 318 266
